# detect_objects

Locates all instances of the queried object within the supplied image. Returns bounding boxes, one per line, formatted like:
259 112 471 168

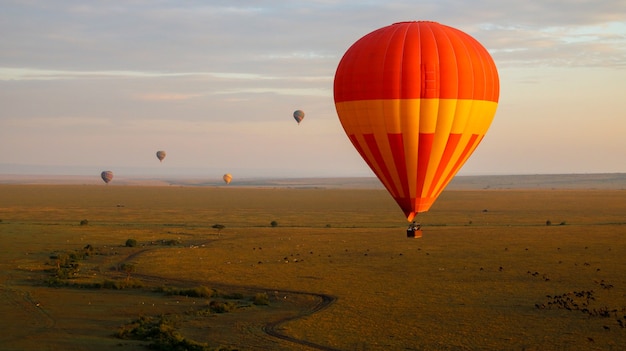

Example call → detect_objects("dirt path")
262 291 339 351
121 242 341 351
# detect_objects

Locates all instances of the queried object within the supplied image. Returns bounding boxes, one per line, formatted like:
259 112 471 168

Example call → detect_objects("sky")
1 0 625 179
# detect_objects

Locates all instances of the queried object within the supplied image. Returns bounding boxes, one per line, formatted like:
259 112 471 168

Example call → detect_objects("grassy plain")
1 183 626 350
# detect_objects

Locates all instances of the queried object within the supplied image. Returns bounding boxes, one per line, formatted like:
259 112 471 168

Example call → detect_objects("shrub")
79 219 88 226
125 238 138 247
270 220 278 227
102 279 143 290
157 285 217 298
119 262 135 277
212 224 226 233
182 286 214 298
189 286 215 298
546 220 552 226
253 292 270 305
69 251 86 261
220 292 244 300
102 280 118 289
116 315 219 350
46 277 68 287
209 300 237 313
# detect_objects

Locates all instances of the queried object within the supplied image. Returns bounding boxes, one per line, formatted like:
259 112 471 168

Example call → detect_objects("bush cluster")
48 245 94 279
116 315 234 351
208 300 238 313
253 292 270 305
157 285 217 298
46 278 143 289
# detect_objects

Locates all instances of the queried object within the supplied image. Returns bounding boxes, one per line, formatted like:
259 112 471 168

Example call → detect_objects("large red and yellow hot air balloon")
334 21 499 222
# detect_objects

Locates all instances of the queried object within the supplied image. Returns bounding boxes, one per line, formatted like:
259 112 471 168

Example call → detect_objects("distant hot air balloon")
101 171 114 184
293 110 305 125
334 21 499 222
223 173 232 184
156 150 166 162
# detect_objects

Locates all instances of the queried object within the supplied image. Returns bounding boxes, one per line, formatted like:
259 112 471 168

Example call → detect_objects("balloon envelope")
101 171 113 184
223 173 232 184
156 150 166 162
293 110 305 124
334 21 499 221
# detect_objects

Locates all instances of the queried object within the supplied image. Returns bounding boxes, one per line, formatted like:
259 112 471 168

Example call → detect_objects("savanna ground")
0 183 625 350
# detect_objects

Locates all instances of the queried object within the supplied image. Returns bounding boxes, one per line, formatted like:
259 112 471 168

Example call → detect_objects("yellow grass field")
1 183 625 350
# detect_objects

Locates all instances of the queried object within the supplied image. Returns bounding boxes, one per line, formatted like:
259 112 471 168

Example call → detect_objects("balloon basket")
406 229 423 239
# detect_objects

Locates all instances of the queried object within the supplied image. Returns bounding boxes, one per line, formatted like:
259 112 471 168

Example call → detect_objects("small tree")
253 292 270 305
52 252 70 270
119 263 135 281
125 238 138 247
212 224 225 234
80 219 89 226
270 221 278 227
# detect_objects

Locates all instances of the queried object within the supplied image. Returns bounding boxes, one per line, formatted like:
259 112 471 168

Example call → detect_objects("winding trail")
121 243 341 351
262 291 339 351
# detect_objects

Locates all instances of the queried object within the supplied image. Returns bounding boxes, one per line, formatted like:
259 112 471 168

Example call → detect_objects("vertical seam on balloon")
396 23 410 200
417 24 437 201
426 25 454 199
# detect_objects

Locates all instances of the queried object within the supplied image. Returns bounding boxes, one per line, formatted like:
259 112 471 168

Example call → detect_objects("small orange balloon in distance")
334 21 499 222
223 173 232 184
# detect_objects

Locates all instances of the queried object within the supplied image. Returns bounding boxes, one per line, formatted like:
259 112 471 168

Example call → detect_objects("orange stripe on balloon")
388 133 410 199
363 134 401 198
348 134 376 173
427 133 461 196
416 133 434 198
435 134 482 196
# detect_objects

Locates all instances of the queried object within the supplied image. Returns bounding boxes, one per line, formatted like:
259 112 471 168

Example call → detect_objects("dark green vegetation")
126 238 138 247
116 315 237 351
0 184 625 350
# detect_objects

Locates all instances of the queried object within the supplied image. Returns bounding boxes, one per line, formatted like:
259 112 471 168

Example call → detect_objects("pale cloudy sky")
1 1 625 179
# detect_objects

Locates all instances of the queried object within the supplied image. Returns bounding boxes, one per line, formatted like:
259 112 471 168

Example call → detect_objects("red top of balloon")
334 21 499 103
